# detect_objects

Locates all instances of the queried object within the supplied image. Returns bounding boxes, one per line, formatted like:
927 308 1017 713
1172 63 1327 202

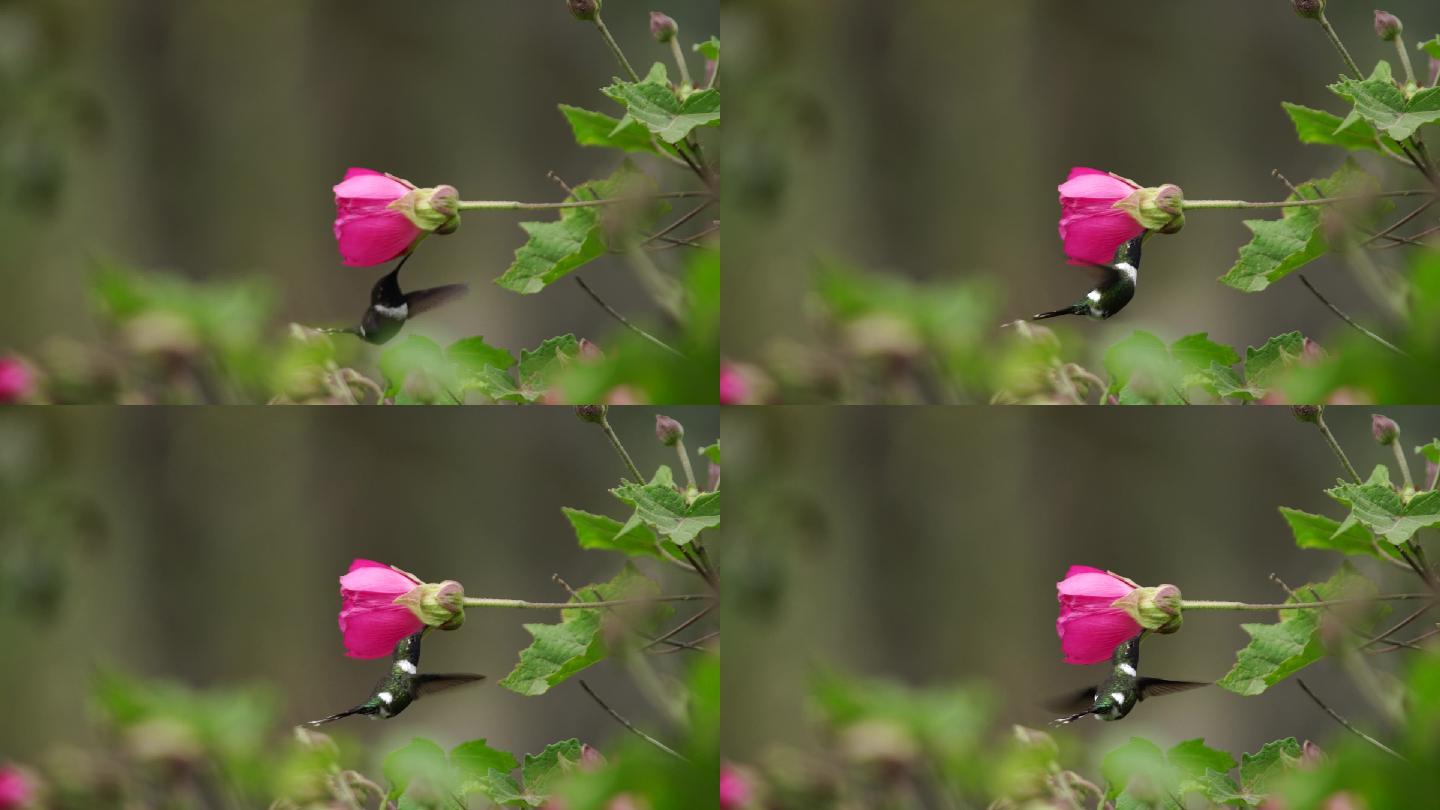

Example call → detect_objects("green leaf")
693 36 720 62
518 334 581 397
469 770 528 807
450 739 520 786
1331 61 1440 141
1326 464 1440 545
1280 506 1387 558
1415 439 1440 464
1244 332 1306 389
1103 331 1186 404
1239 738 1302 796
447 336 515 374
521 739 583 800
1205 362 1262 401
1101 737 1169 803
379 335 455 401
558 104 661 155
1282 102 1396 153
499 564 659 696
1167 738 1238 782
562 507 668 559
495 166 661 295
383 738 454 801
1217 564 1379 695
1193 770 1251 807
610 465 721 546
1171 333 1240 374
602 63 720 144
698 441 720 466
1219 162 1380 292
1420 36 1440 62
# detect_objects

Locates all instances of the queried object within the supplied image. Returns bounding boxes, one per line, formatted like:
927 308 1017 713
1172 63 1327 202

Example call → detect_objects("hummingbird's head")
1091 689 1130 720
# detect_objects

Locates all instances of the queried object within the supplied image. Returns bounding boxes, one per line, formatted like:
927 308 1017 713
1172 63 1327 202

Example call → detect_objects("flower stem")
462 594 712 609
1181 594 1431 611
593 13 640 82
1316 11 1363 79
1182 191 1433 210
675 438 698 491
596 411 646 482
1315 409 1363 483
1393 440 1416 490
668 37 693 87
1395 36 1418 86
456 192 707 212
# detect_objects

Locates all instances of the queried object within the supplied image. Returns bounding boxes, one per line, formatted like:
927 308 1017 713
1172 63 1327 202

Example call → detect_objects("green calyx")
389 185 461 235
1115 184 1186 234
1114 584 1183 634
395 580 467 631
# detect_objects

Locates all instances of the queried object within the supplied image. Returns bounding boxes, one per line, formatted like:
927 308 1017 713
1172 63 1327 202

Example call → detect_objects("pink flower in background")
338 559 424 659
1055 565 1142 665
719 361 749 405
1057 167 1146 266
333 168 424 267
0 766 32 809
719 763 751 810
0 357 31 404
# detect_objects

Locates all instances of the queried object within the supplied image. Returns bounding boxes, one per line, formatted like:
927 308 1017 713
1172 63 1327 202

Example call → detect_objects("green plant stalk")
1316 11 1364 79
1181 594 1431 611
596 411 646 482
462 594 712 609
1315 410 1363 483
1393 440 1416 490
1181 190 1434 210
668 37 692 87
593 13 640 82
456 191 707 211
1395 35 1418 86
675 439 698 491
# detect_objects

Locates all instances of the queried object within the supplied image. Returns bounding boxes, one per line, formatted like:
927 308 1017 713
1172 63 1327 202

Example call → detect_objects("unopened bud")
649 12 678 42
575 404 608 423
1114 584 1183 633
580 744 606 770
1301 338 1326 363
655 414 684 446
568 0 599 21
1300 740 1326 768
395 580 466 630
1115 184 1186 234
1374 10 1402 42
392 185 462 235
1372 413 1400 445
1292 405 1321 423
1292 0 1324 20
578 338 604 361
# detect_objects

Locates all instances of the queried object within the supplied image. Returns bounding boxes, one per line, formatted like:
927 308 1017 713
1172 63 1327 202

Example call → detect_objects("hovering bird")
319 254 469 345
305 631 484 726
1049 632 1206 725
1029 234 1145 322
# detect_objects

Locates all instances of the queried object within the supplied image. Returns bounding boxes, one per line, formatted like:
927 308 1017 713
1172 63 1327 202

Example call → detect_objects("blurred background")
0 405 717 769
0 0 716 387
722 406 1440 767
724 0 1440 398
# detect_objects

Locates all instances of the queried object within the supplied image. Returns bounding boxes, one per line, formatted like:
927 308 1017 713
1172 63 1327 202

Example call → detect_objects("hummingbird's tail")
1031 304 1086 321
1049 709 1097 727
303 706 367 727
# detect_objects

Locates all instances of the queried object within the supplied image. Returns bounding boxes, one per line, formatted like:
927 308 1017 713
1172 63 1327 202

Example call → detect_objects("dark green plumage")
1031 234 1144 322
1050 633 1206 725
305 631 484 726
319 254 469 345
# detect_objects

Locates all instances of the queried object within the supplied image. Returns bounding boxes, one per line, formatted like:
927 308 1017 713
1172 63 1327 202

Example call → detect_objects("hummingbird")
1048 633 1206 725
1028 234 1145 322
305 631 484 726
319 254 469 345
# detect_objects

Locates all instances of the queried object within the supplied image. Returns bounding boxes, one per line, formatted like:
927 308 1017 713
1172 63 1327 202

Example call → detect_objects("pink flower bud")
719 360 749 405
655 414 684 446
1292 405 1321 423
337 559 425 659
1056 168 1147 266
1372 413 1400 446
1292 0 1324 19
1373 10 1402 41
580 744 606 770
578 338 605 361
0 765 35 809
575 404 608 423
649 12 678 42
568 0 599 21
719 764 751 810
0 357 33 404
1055 565 1143 665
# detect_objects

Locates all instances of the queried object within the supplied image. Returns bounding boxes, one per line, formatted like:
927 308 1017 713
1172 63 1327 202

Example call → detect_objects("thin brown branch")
1296 275 1408 357
1296 679 1407 761
577 680 688 762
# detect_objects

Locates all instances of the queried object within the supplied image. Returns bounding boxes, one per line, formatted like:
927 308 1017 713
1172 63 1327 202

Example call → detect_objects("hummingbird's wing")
404 284 470 317
1136 678 1208 701
413 673 486 697
1043 686 1097 715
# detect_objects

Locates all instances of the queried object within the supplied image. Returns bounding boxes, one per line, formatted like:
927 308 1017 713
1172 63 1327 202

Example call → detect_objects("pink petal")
340 563 420 595
339 604 423 659
335 211 423 267
1057 610 1142 665
1059 167 1138 201
1063 565 1107 579
1057 570 1135 599
334 169 412 202
1058 208 1145 266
